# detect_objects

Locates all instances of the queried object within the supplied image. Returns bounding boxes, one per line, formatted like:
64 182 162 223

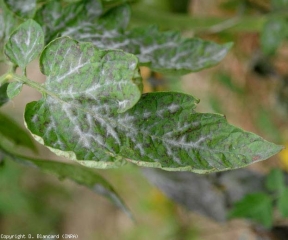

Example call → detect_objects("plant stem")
9 73 60 100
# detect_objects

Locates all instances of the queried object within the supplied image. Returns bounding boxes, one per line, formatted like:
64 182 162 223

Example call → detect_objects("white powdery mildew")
94 115 121 144
167 103 180 113
135 143 145 156
192 46 228 69
163 140 182 165
56 57 90 83
31 114 39 123
117 113 136 125
43 116 57 138
143 110 151 119
118 99 130 110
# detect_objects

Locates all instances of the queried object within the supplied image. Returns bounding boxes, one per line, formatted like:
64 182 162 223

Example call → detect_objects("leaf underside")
23 37 283 173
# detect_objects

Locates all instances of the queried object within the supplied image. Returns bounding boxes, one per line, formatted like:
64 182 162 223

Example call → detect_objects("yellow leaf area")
279 144 288 171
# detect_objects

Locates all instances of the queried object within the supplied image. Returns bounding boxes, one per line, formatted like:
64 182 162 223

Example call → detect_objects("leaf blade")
4 19 44 70
25 75 283 173
228 193 273 228
7 82 23 99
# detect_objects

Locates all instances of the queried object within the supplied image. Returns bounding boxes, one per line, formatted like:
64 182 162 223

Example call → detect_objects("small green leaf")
24 37 283 172
277 187 288 217
265 168 285 193
3 0 36 19
0 112 36 152
0 83 9 106
4 19 44 71
261 17 288 56
7 82 23 99
0 145 132 219
229 193 273 228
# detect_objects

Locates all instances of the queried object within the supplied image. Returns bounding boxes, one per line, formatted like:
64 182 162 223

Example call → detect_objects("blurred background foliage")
2 0 288 239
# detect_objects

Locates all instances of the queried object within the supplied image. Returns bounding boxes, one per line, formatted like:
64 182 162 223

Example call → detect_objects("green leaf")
265 168 285 193
35 0 103 43
0 0 19 45
40 3 232 74
7 82 23 99
73 24 232 74
0 145 132 219
261 17 288 56
0 112 37 152
4 19 44 71
277 187 288 217
3 0 36 19
24 37 283 172
0 83 9 106
228 193 273 228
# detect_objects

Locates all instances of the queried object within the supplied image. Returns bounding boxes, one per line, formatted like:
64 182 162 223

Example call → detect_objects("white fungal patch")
118 99 129 109
129 61 136 70
56 60 90 83
135 143 145 156
167 103 180 113
31 114 39 123
143 111 151 119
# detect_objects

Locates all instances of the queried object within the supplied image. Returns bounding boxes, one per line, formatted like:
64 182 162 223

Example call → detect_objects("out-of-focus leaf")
7 82 23 99
261 17 288 56
4 19 44 71
0 0 19 45
265 168 285 193
142 168 266 221
3 0 36 19
0 145 132 219
277 187 288 217
0 112 37 152
271 0 288 10
228 193 273 228
0 83 9 106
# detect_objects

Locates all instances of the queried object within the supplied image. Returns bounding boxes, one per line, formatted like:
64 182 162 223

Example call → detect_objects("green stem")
9 73 61 100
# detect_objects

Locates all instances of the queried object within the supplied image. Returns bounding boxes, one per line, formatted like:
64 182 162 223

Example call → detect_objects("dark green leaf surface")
7 82 23 99
24 37 283 173
38 3 232 74
4 19 44 71
3 0 36 19
229 193 273 228
35 0 103 43
70 23 232 74
261 18 288 56
0 112 36 151
0 145 132 218
265 168 285 193
0 83 9 106
277 187 288 217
